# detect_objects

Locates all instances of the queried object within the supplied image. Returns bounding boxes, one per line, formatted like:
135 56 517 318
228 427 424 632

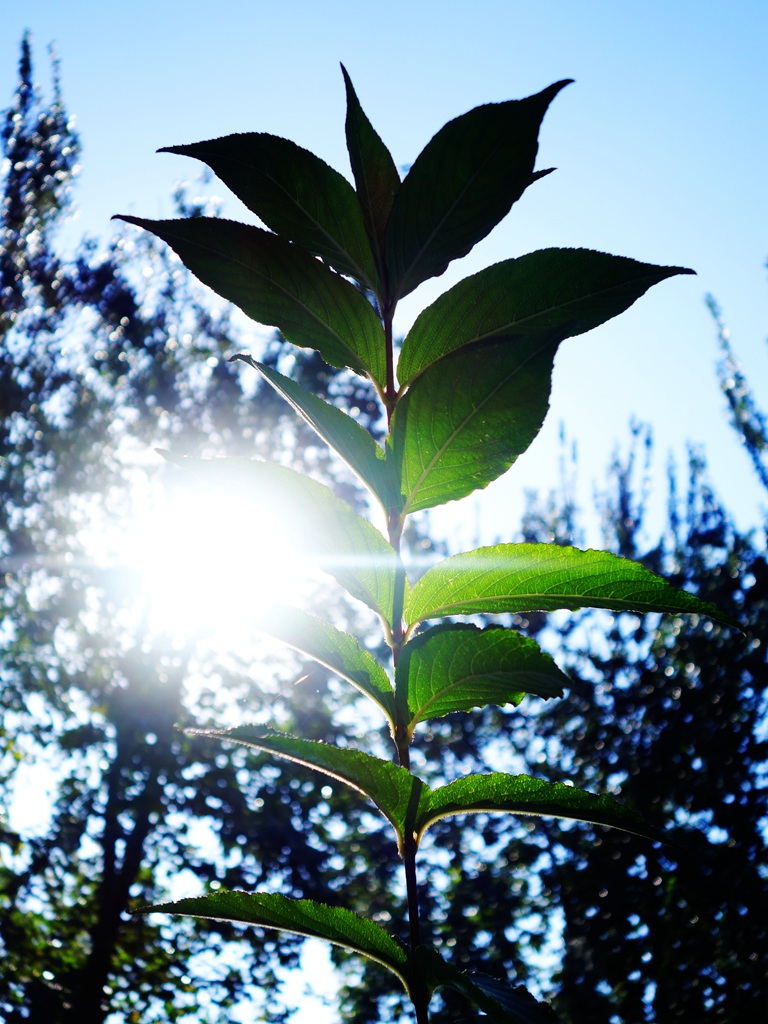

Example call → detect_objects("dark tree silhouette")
519 413 767 1021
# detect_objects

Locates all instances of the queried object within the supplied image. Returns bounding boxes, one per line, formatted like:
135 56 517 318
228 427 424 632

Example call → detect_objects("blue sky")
3 0 767 542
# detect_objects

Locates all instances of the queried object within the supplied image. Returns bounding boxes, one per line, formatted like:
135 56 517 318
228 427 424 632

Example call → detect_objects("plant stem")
403 832 421 949
383 302 396 422
403 832 431 1023
382 302 429 1022
388 500 408 769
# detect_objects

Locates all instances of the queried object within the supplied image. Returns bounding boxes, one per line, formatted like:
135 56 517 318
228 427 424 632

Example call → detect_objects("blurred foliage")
516 412 768 1021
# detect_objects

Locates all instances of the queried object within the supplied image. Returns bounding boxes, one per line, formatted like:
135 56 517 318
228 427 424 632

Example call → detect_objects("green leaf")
138 891 409 984
415 947 558 1024
384 80 571 301
233 354 398 512
160 132 378 288
405 542 736 627
114 216 387 386
466 974 560 1024
398 248 695 386
192 727 662 850
416 772 665 844
388 337 557 517
341 64 400 282
254 603 396 728
195 727 427 851
166 455 399 625
396 623 567 736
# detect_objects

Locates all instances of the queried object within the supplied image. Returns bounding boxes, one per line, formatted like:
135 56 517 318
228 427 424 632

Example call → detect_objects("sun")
108 467 317 643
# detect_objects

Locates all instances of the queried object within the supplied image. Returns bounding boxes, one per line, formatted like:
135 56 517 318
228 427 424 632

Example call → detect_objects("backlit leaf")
138 891 409 983
160 132 378 287
341 64 400 281
388 337 557 518
396 623 567 736
398 248 695 386
384 80 570 300
233 354 398 512
115 216 386 386
418 772 664 844
195 727 427 850
165 455 399 625
466 974 560 1024
415 947 558 1024
405 543 735 627
254 603 396 728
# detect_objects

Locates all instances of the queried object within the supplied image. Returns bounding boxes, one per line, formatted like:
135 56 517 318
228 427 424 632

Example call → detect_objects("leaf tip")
532 166 557 183
340 62 355 97
228 351 258 368
130 902 156 917
154 448 187 468
111 213 143 229
111 213 138 226
545 78 575 100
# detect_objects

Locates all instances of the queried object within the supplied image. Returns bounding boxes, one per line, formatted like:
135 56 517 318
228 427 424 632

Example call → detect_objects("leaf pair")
138 712 665 1019
252 607 566 742
235 235 694 525
137 890 555 1023
387 250 692 522
374 78 571 302
189 727 666 854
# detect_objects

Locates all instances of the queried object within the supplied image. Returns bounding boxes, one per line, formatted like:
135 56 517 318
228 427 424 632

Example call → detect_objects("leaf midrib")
417 587 676 619
158 220 379 377
405 260 675 383
392 115 524 300
183 142 370 284
468 266 669 336
410 668 522 727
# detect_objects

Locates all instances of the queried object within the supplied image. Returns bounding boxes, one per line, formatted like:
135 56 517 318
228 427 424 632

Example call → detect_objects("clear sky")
3 0 767 544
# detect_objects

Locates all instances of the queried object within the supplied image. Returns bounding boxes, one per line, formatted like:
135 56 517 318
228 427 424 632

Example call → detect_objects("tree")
516 351 768 1018
709 289 768 492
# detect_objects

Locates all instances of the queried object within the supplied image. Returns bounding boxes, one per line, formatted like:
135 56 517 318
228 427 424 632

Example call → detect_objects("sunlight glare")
119 478 313 641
